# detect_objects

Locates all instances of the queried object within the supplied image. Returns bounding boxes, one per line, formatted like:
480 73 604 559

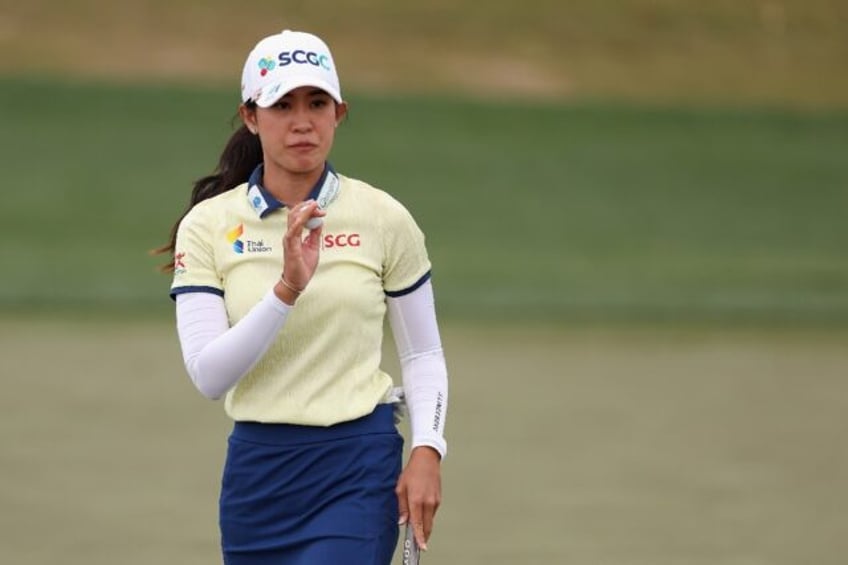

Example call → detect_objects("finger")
283 204 318 261
409 502 427 551
396 483 409 526
413 518 428 551
286 201 319 234
302 222 323 249
422 502 436 548
304 207 327 231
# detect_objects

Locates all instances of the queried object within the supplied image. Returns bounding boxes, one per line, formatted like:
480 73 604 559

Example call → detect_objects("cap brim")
254 77 343 107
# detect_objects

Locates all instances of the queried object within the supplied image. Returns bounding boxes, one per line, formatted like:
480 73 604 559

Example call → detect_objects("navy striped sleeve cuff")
385 271 431 298
170 285 225 301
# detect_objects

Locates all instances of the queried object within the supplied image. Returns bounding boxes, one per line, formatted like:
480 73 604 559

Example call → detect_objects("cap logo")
278 50 332 71
258 56 276 77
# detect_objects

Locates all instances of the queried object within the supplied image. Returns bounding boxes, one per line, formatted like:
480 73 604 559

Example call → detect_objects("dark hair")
152 105 262 272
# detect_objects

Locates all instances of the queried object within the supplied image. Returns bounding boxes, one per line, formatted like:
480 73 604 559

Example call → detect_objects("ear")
239 104 259 134
335 101 348 127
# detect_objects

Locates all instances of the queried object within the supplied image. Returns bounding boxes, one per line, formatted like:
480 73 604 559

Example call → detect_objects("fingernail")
398 516 407 525
421 543 428 551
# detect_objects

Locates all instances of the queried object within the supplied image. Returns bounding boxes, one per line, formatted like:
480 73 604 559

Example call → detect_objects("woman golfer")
156 29 448 564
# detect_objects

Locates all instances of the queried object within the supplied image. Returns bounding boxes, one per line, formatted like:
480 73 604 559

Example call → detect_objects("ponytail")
152 114 262 272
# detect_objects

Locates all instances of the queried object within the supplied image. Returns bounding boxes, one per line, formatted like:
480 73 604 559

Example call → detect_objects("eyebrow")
280 88 331 99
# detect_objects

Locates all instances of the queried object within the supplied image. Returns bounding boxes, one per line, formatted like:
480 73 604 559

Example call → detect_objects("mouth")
289 141 317 150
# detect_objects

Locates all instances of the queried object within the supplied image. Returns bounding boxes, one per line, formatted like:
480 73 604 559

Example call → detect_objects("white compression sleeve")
175 290 292 400
387 280 448 458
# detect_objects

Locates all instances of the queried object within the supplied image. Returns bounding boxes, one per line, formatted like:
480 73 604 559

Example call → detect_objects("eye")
310 98 329 109
273 100 291 110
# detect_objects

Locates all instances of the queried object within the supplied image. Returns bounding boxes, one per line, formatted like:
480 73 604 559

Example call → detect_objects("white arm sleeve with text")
387 280 449 458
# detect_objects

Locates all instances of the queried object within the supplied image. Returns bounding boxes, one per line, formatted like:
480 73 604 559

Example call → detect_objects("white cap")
241 30 342 107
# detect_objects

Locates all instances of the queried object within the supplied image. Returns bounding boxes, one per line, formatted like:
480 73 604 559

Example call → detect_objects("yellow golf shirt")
171 165 431 425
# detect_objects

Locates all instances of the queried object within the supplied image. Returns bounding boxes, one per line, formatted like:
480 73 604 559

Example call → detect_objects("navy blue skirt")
220 404 403 565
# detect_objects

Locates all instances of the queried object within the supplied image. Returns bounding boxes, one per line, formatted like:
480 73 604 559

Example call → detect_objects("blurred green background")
1 2 847 564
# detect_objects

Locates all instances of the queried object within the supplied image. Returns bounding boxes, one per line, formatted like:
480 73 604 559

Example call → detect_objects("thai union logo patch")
227 224 244 254
226 223 273 254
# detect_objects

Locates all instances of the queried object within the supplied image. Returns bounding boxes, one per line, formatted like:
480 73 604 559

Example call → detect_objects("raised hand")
275 200 326 305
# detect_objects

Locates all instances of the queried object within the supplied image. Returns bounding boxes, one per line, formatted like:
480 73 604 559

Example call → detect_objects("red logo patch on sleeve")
174 252 187 274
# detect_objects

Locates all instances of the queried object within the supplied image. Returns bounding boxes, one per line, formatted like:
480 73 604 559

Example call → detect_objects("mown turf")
1 77 846 325
1 320 846 565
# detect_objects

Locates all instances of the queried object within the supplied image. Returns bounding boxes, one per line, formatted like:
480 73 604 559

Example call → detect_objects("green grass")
3 320 848 564
1 77 847 325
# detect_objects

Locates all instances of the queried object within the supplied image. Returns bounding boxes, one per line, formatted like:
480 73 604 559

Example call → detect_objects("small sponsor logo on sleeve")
432 392 444 432
174 252 187 275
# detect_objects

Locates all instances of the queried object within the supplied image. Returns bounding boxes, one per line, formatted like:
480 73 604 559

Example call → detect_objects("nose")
291 105 313 133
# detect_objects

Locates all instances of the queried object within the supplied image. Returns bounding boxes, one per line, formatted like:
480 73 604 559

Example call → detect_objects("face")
241 86 347 178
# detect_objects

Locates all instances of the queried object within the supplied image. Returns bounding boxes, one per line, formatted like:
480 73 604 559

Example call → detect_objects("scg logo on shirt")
323 233 360 248
278 50 331 70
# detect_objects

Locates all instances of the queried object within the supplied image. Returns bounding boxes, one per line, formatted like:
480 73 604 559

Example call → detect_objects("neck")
262 162 325 205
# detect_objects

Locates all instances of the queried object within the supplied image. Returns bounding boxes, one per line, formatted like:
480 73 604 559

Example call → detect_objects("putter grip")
402 523 421 565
